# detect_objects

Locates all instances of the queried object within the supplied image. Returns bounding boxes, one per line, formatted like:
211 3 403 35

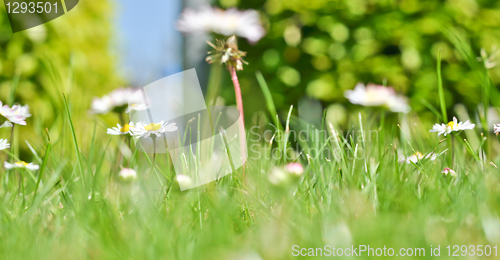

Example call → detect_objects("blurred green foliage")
0 0 122 147
224 0 500 119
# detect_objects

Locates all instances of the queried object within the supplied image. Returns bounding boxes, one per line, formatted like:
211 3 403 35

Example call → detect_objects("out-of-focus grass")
1 68 500 260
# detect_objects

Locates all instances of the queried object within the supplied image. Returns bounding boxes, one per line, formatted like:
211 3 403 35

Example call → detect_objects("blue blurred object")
114 0 183 86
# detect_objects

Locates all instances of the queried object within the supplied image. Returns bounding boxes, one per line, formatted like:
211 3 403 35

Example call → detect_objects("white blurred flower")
125 103 148 113
494 123 500 134
5 161 39 171
344 83 410 113
118 168 137 181
398 151 438 164
442 167 456 177
0 101 31 125
430 117 475 136
129 121 178 139
268 167 288 186
107 122 138 135
0 121 12 128
0 139 9 150
91 88 146 114
477 46 499 69
177 6 265 43
10 104 31 118
176 174 193 189
482 217 500 244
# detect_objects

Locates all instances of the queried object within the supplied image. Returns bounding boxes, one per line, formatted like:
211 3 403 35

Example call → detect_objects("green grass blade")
8 70 21 106
437 49 448 122
256 71 282 131
63 94 85 188
33 130 52 203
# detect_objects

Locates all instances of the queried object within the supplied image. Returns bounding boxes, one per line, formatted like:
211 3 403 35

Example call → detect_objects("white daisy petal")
0 139 10 150
0 101 30 125
4 162 14 169
4 161 39 171
430 117 475 136
0 121 13 128
91 88 144 115
494 124 500 134
176 6 265 43
107 122 135 136
344 82 410 113
129 121 176 139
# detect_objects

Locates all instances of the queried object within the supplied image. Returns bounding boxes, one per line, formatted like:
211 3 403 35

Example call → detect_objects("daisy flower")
0 101 31 125
442 167 457 177
177 6 265 43
118 168 137 181
344 83 410 113
91 88 146 114
477 46 499 70
129 121 178 139
10 104 31 118
398 152 439 164
107 122 138 135
0 139 10 150
5 161 39 171
429 117 475 136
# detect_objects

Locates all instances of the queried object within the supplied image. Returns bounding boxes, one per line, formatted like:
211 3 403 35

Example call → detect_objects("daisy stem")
119 111 125 127
451 134 455 168
229 66 245 128
118 111 129 164
8 125 14 161
229 66 247 179
151 136 157 171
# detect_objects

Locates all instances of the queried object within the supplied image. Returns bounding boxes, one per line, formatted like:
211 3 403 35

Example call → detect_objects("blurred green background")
2 0 500 136
0 0 122 156
223 0 500 122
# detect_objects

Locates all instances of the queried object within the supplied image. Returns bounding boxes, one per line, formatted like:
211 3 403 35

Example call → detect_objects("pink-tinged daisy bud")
0 101 31 125
118 168 137 181
442 167 457 177
285 163 304 177
494 124 500 135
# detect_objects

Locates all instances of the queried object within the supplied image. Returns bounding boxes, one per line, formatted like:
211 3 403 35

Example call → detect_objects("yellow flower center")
144 123 161 131
120 124 130 133
447 121 458 129
15 161 28 167
414 152 423 160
